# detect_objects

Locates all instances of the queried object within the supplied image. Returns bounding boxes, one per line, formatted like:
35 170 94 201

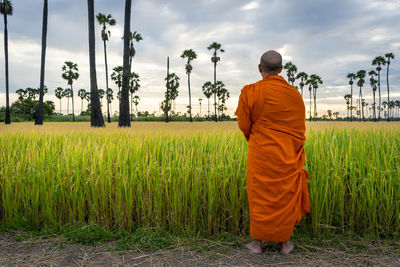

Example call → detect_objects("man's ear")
258 64 263 73
278 65 283 74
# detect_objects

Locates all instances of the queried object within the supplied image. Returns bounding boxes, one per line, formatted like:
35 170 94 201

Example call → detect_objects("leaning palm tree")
344 94 352 121
55 87 63 114
181 49 197 122
372 56 386 121
384 52 395 121
1 0 12 124
296 72 308 97
356 70 366 121
202 81 213 120
96 12 115 123
368 70 378 121
207 42 224 122
346 73 356 122
34 0 48 125
62 61 79 122
118 0 132 127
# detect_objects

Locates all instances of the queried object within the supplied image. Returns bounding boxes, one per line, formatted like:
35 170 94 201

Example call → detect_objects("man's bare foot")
280 241 294 255
246 240 262 254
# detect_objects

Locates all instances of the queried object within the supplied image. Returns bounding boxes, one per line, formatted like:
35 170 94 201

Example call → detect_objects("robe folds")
236 75 310 242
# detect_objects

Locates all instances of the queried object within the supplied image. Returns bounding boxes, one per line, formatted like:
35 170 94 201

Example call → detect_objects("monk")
236 50 310 255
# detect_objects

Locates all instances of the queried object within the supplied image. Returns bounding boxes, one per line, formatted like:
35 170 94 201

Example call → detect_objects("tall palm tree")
55 87 63 114
129 72 140 121
309 74 323 119
346 73 356 122
62 61 79 122
344 94 351 120
128 31 142 71
202 81 213 120
1 0 12 124
77 88 87 114
296 72 308 97
118 0 132 127
207 42 224 122
181 49 197 122
372 56 386 121
34 0 48 125
356 70 366 121
305 80 313 121
384 52 395 121
368 70 378 121
106 88 113 115
96 12 115 123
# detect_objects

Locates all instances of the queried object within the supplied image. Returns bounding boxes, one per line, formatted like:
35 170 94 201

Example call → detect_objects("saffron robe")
236 75 310 242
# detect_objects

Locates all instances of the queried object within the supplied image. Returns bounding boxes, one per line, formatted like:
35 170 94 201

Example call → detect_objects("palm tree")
181 49 197 122
216 81 229 121
163 73 180 121
111 66 123 96
118 0 132 127
346 73 356 122
368 70 378 121
207 42 224 122
296 72 308 97
106 88 113 116
55 87 63 114
96 12 115 123
132 95 140 114
388 101 395 120
382 101 388 119
305 81 312 121
34 0 48 125
129 72 140 121
77 89 87 114
309 74 323 119
384 52 395 121
1 0 12 124
16 88 26 100
344 94 351 120
394 100 400 119
62 61 79 122
372 56 386 121
128 31 142 71
63 88 72 115
356 70 366 121
284 62 297 85
202 81 213 120
198 98 203 117
98 88 105 108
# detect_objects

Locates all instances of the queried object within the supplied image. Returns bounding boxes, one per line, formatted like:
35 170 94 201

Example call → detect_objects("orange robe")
236 75 310 242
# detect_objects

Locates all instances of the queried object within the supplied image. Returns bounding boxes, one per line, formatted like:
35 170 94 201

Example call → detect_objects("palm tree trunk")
118 0 131 127
165 57 169 123
59 98 61 114
350 83 353 122
71 84 75 122
386 63 390 121
213 58 217 122
207 97 210 120
313 88 317 119
87 0 105 127
309 89 312 121
103 40 111 123
34 0 48 125
360 87 364 121
3 6 10 124
373 91 376 122
130 92 133 121
188 72 192 122
67 97 69 115
378 71 381 121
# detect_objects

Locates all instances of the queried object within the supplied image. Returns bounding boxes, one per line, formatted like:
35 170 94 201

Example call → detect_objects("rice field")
0 122 399 238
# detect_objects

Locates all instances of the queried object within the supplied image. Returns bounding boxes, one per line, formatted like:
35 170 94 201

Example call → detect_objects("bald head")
259 50 282 74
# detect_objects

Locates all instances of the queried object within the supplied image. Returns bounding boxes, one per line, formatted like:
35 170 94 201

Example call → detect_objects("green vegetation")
0 127 398 239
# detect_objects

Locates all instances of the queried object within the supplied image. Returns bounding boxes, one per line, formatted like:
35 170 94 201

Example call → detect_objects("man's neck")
261 72 279 79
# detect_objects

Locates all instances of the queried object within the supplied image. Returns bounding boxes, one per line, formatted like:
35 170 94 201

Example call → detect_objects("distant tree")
128 31 142 71
132 95 140 114
202 81 213 120
55 87 63 114
97 12 115 123
207 42 224 122
384 52 395 121
344 94 351 120
356 70 366 121
16 88 27 100
215 81 229 121
163 73 179 121
128 72 140 120
1 0 13 124
98 88 105 107
181 49 197 122
327 110 332 120
34 0 48 125
77 89 87 114
372 56 386 121
382 101 388 119
198 98 203 117
106 88 114 115
284 62 297 86
62 61 79 121
346 73 356 122
308 74 323 119
368 70 378 121
111 66 123 96
63 88 72 115
296 72 308 97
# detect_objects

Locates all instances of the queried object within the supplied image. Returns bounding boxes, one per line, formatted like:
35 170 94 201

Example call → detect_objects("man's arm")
236 86 251 142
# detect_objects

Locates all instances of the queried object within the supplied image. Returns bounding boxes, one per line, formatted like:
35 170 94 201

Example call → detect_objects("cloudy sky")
0 0 399 117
